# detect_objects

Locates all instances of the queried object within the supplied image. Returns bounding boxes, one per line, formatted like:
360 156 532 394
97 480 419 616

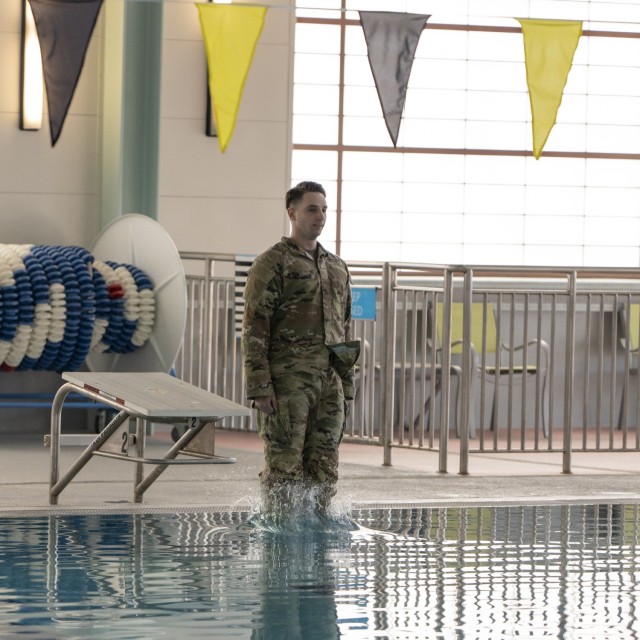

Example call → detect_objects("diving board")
49 371 250 505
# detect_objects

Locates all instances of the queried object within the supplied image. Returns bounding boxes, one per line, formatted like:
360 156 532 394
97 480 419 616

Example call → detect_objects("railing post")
459 268 473 475
203 256 213 391
381 262 396 466
439 269 454 474
563 271 577 473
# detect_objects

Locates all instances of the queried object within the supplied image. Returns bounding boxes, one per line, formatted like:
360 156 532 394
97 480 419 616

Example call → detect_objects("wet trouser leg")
256 368 345 515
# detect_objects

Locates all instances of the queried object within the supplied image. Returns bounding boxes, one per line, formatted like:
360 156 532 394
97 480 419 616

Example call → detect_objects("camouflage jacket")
242 237 357 399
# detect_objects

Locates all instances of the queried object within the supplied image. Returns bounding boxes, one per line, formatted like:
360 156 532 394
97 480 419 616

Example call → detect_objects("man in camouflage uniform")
242 181 360 518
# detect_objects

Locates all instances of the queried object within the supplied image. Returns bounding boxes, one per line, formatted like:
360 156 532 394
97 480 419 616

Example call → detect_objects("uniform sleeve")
241 257 281 399
342 270 355 400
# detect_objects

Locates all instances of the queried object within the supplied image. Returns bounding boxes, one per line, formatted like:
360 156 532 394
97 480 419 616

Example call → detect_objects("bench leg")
50 408 130 505
133 418 208 501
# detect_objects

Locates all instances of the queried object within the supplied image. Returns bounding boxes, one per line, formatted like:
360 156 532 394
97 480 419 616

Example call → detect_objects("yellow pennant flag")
196 3 266 152
518 19 582 159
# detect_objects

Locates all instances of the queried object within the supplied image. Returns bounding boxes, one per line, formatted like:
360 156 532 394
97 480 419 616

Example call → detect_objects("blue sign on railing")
351 287 376 320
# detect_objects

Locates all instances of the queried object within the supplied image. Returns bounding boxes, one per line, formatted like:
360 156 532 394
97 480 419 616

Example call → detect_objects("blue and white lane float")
0 244 155 372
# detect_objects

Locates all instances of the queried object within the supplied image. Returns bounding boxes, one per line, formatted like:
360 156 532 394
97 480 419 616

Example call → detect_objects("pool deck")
2 427 640 514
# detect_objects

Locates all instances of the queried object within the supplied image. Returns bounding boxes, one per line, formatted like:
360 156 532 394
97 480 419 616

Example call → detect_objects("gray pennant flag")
28 0 104 147
359 11 430 146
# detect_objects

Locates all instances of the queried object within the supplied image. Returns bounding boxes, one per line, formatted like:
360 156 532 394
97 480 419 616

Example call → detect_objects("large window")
291 1 640 266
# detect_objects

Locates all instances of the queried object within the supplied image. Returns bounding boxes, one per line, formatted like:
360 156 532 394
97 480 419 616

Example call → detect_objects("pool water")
0 503 639 639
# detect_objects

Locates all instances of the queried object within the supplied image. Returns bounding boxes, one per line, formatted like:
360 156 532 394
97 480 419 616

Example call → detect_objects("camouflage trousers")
256 367 345 513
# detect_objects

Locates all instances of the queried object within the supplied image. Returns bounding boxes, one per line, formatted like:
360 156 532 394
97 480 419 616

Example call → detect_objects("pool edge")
3 495 640 517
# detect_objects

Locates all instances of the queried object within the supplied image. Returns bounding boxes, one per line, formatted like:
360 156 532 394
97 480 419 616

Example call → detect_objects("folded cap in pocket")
327 340 361 378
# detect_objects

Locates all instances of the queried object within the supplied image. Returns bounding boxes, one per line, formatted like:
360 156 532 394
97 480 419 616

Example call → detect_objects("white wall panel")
0 1 101 251
0 1 20 30
158 118 288 198
158 196 287 256
161 0 201 41
158 0 294 257
0 193 97 246
0 33 20 114
161 40 206 120
0 113 99 194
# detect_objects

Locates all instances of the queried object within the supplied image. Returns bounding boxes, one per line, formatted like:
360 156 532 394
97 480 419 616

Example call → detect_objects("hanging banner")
518 18 582 159
359 11 430 147
196 3 266 153
28 0 104 147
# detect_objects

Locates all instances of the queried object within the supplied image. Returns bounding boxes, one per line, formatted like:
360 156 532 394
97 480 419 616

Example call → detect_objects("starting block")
48 371 251 504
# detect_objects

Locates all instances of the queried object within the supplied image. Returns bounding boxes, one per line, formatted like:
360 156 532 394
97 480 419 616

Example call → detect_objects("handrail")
174 251 640 475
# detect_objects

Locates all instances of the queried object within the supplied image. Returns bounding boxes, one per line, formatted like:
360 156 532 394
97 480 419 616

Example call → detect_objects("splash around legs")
247 480 358 534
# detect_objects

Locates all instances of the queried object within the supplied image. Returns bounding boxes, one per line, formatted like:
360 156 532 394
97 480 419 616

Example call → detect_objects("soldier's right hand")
253 395 278 415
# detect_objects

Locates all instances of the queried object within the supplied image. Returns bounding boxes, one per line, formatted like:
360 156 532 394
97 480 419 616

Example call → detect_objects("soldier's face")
288 191 327 241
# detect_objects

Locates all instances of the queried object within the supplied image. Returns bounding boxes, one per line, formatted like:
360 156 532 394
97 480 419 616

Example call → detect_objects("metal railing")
175 252 640 474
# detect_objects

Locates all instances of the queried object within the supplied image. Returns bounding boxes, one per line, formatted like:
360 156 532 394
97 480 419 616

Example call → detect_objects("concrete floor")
2 427 640 515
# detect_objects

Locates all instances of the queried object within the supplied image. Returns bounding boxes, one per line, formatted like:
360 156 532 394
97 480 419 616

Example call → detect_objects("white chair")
436 302 550 437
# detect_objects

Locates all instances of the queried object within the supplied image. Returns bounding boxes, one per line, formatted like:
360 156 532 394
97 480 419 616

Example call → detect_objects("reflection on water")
0 504 639 638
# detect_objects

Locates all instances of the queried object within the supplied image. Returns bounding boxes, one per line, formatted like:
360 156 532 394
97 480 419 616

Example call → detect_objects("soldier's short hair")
286 181 326 209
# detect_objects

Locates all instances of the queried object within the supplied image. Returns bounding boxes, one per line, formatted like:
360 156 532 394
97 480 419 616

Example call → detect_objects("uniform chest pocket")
285 272 313 281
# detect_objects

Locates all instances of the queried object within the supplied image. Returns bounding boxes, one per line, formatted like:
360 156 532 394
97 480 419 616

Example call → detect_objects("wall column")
99 0 163 228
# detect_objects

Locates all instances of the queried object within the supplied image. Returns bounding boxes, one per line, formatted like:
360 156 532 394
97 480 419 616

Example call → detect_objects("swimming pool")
0 503 638 638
